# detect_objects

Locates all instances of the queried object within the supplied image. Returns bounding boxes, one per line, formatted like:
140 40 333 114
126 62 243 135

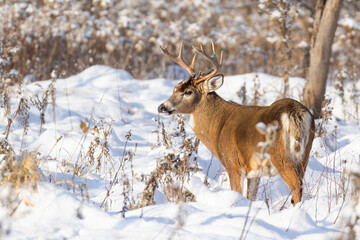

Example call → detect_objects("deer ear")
205 74 224 92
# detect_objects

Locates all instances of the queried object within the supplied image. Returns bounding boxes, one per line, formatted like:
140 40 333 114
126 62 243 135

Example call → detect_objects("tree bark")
302 0 343 119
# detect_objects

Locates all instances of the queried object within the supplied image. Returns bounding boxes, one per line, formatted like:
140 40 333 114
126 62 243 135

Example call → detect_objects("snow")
1 65 360 239
266 36 279 44
271 10 281 20
339 17 360 30
297 41 309 49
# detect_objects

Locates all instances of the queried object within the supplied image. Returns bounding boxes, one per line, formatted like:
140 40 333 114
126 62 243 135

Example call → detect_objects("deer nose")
158 103 168 113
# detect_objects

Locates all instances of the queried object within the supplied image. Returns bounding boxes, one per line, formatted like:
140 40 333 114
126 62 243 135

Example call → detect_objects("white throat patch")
189 114 195 129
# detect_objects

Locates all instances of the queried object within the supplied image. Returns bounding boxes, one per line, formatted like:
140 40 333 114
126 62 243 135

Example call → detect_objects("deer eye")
184 90 193 96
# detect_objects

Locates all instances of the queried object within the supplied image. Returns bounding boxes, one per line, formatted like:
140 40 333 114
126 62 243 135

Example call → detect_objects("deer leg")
291 180 303 205
246 177 260 201
228 168 243 194
291 162 307 204
277 164 303 205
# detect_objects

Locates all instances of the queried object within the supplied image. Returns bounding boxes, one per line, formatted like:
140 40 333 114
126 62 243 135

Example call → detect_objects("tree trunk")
302 0 343 119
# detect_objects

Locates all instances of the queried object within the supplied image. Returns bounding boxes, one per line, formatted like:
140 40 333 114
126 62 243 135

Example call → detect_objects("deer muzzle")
158 102 176 115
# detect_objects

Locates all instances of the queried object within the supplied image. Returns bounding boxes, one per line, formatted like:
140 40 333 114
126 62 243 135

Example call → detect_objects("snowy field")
1 65 360 239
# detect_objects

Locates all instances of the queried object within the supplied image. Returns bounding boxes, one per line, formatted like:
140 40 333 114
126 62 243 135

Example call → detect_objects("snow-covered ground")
1 65 360 239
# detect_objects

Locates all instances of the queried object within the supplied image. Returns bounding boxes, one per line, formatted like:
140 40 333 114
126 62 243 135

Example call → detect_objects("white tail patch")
281 112 311 162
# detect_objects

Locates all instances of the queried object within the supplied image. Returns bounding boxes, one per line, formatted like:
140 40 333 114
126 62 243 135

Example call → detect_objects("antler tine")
160 42 196 76
211 41 215 55
192 42 223 83
189 52 197 71
211 41 223 66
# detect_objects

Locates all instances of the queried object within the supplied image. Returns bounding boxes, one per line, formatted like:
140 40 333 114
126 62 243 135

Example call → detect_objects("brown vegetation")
1 0 359 84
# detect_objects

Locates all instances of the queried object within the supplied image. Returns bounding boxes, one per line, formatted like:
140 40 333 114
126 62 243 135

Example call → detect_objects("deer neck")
189 92 230 153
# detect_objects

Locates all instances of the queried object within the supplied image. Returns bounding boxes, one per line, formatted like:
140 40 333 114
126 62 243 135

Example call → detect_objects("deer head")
158 42 223 115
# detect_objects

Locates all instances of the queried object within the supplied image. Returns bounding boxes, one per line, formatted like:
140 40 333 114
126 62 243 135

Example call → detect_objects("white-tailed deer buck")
158 42 315 205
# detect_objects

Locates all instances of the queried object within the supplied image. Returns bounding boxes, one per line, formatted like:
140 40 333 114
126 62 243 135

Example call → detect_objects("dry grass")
0 147 41 210
0 139 40 236
1 1 359 83
249 121 279 176
336 166 360 240
137 115 200 208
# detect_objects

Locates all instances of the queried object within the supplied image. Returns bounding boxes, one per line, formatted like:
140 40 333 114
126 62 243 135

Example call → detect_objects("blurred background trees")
1 0 359 116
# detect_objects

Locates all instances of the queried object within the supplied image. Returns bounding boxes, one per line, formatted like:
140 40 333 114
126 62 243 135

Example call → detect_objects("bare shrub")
30 84 50 135
0 145 41 211
2 1 359 83
99 130 137 215
249 121 279 176
1 42 19 122
316 96 334 138
3 93 30 143
81 117 115 175
258 0 294 97
249 74 262 106
336 165 360 240
241 121 279 239
138 115 200 208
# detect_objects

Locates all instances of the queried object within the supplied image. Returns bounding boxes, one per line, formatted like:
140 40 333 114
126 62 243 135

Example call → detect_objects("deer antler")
160 42 197 76
192 41 223 84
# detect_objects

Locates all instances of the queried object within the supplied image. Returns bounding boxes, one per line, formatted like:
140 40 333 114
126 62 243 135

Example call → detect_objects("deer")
157 42 315 205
